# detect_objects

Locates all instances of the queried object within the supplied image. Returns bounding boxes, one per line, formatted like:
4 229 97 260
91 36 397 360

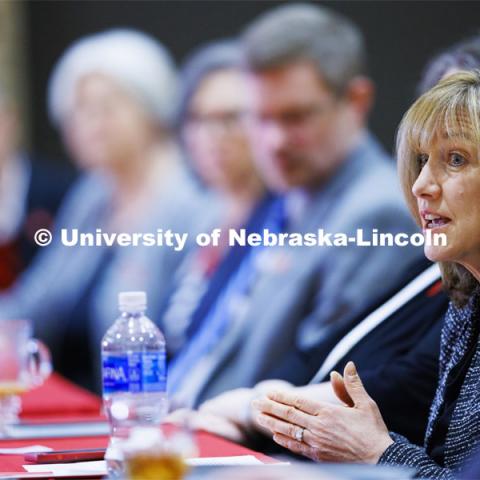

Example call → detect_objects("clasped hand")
251 361 394 464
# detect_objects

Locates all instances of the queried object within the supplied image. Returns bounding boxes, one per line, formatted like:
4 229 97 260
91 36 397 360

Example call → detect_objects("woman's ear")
344 76 375 121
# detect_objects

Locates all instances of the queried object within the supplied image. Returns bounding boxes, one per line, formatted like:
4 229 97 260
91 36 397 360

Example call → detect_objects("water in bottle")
102 291 167 476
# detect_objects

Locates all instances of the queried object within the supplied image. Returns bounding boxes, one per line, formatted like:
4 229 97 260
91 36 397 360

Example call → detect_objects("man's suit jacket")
174 134 423 407
270 257 448 446
0 156 76 289
186 194 276 336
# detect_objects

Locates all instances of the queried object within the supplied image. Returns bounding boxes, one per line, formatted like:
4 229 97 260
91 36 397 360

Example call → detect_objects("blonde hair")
397 70 480 306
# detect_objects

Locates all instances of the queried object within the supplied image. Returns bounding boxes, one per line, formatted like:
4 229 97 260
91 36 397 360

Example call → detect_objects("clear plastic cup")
0 319 52 435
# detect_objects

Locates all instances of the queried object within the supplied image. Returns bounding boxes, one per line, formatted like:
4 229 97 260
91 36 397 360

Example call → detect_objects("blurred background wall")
16 0 480 164
0 1 28 143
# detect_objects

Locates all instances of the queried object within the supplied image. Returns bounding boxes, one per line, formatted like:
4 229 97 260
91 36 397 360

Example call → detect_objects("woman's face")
412 130 480 271
183 69 259 193
63 73 156 171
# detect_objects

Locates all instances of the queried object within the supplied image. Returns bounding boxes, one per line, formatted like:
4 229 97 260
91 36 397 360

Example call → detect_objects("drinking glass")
121 424 198 480
0 319 52 435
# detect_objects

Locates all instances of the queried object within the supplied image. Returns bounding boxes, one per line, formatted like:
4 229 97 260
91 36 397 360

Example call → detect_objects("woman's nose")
412 162 441 199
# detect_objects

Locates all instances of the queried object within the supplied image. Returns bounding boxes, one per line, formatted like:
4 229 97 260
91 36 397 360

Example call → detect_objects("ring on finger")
294 427 305 442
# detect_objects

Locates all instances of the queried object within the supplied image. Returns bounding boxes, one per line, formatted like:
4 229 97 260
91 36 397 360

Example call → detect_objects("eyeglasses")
185 110 249 135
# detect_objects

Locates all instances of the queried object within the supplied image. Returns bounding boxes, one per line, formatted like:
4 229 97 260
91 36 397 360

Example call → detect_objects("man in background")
167 3 421 408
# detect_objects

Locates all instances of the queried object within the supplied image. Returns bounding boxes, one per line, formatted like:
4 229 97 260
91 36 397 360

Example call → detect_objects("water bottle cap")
118 291 147 312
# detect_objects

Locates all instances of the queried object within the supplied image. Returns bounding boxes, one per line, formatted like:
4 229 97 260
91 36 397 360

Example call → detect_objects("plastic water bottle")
102 291 168 476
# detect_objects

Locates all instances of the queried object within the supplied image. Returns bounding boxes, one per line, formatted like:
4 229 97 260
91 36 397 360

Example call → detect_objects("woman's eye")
449 152 466 167
417 153 428 169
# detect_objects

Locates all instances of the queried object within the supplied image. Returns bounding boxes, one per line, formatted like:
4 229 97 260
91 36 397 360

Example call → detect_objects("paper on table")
24 460 106 476
0 445 52 455
5 421 110 439
187 455 263 466
24 455 267 476
0 473 101 479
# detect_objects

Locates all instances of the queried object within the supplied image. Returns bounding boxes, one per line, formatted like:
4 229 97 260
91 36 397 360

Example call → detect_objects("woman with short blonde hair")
397 70 480 308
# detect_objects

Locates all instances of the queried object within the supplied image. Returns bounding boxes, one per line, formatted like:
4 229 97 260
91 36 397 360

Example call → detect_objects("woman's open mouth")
423 213 451 229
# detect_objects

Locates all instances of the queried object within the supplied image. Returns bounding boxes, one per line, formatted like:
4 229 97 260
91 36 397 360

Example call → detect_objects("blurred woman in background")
160 39 268 356
0 29 204 392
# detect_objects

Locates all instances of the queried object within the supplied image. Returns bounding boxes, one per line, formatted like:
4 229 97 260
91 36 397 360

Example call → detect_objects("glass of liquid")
123 425 197 480
0 319 52 435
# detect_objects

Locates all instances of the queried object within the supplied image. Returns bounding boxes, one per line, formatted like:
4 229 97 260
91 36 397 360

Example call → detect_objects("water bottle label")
102 355 129 393
102 352 166 394
141 352 166 392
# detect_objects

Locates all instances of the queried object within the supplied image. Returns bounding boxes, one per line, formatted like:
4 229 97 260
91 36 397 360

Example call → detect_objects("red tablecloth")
0 374 276 475
20 373 103 422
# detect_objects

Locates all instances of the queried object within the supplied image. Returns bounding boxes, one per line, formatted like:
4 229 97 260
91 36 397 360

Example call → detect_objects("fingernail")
273 434 283 444
346 361 357 378
330 370 341 380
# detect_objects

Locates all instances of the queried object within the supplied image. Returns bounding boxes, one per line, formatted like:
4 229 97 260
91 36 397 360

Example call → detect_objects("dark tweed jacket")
379 290 480 479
